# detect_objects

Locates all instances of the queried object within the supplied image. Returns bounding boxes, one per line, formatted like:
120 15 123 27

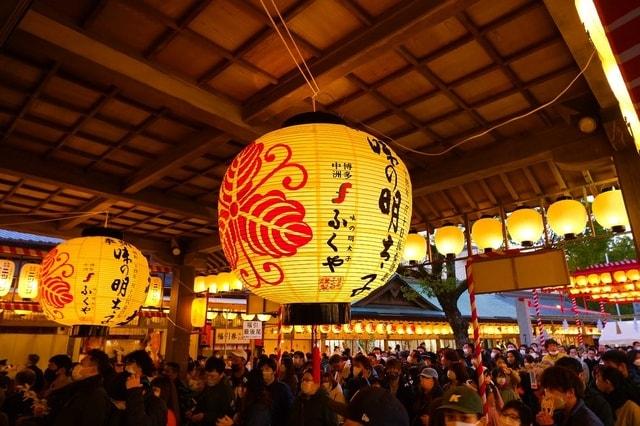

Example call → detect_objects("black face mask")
44 368 57 383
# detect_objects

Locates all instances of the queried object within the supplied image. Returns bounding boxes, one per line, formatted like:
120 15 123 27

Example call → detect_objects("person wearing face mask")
44 354 73 394
228 351 250 404
320 372 346 424
537 366 603 426
279 356 299 396
492 368 519 404
444 362 471 392
542 340 567 365
49 349 112 426
583 348 599 377
499 400 533 426
382 358 415 419
346 355 372 401
437 385 486 426
260 357 293 426
286 370 338 426
188 357 233 425
413 368 443 426
555 357 613 426
123 349 167 426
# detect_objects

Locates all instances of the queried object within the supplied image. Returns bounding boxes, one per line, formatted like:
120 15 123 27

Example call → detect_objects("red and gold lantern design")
218 114 412 324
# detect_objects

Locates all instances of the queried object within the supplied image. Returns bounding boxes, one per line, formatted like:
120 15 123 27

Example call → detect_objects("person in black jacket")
26 354 45 393
412 368 443 426
188 357 233 425
50 349 112 426
287 370 337 426
260 357 293 426
124 349 167 426
381 358 414 419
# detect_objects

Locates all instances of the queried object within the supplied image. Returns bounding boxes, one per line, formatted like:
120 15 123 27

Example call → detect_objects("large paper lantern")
0 260 15 297
434 225 465 258
38 230 150 336
506 208 543 246
403 233 427 262
218 113 412 324
191 297 206 327
144 276 163 308
547 199 587 239
592 189 629 232
194 276 207 293
471 217 503 252
17 263 40 299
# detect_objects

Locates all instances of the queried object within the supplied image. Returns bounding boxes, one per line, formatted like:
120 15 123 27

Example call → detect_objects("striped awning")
596 1 640 113
0 301 42 312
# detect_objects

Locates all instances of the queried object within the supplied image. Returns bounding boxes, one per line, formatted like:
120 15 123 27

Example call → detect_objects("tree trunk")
437 291 470 348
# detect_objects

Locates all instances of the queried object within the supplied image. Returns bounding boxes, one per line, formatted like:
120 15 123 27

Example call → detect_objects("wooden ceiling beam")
186 233 221 254
243 0 479 120
58 197 114 230
123 129 227 194
479 179 498 205
0 144 216 221
411 124 612 197
0 0 32 47
18 8 262 141
500 173 519 202
522 166 543 196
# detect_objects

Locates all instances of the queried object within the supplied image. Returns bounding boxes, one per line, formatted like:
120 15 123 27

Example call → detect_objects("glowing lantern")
218 113 412 324
396 324 405 335
376 323 385 334
588 274 600 285
627 269 640 281
241 313 255 321
206 311 218 320
600 273 613 284
576 275 588 286
257 314 272 322
319 325 331 333
434 225 465 258
281 325 293 333
229 271 243 291
613 271 627 283
386 324 394 334
144 276 163 308
406 324 414 335
38 232 150 335
354 322 364 333
365 323 375 334
342 323 353 333
547 199 587 239
506 208 543 246
415 324 424 334
191 298 207 327
223 312 238 320
332 324 342 334
0 260 15 297
471 217 503 251
216 272 232 293
592 189 629 232
194 276 207 293
17 263 40 299
403 233 427 262
294 325 305 333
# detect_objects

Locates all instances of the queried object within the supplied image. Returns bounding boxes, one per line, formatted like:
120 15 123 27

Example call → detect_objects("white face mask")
301 381 315 395
519 349 526 355
634 359 640 367
447 370 456 380
463 348 471 355
548 351 558 356
497 377 507 386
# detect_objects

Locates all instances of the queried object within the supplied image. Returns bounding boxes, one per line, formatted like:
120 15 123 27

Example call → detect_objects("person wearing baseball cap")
344 386 409 426
437 385 486 426
414 368 444 425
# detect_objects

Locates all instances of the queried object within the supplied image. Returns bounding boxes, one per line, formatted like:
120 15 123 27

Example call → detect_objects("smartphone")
541 395 554 416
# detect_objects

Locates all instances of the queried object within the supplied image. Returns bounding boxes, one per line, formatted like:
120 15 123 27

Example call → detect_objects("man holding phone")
537 366 603 426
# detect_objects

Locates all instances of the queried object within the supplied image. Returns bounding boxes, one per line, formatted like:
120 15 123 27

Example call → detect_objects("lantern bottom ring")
282 303 350 325
71 325 109 337
611 225 626 234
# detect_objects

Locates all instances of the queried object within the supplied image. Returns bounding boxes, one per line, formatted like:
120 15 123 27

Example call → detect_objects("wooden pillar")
613 146 640 256
165 264 195 372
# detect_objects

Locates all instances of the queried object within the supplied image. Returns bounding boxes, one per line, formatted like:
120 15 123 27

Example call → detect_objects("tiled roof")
0 229 62 245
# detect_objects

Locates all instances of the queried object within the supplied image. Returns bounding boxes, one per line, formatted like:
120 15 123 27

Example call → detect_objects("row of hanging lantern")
0 260 42 299
269 322 522 336
403 189 629 260
567 267 640 302
193 270 244 294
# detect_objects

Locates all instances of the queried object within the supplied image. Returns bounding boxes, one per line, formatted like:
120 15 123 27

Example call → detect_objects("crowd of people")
1 338 640 426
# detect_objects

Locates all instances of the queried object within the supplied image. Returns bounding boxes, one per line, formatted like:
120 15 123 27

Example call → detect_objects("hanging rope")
465 256 487 412
532 289 546 346
569 296 585 346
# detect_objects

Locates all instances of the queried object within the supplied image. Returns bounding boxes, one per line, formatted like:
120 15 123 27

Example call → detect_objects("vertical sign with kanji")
242 320 263 340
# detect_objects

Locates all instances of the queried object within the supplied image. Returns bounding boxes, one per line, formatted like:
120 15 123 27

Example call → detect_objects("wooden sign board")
471 249 570 294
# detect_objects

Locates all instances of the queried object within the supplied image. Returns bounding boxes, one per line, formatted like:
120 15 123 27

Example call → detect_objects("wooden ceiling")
0 0 622 271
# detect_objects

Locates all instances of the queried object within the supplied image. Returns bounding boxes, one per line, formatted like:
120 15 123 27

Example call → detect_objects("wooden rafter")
522 167 543 196
500 173 520 202
58 197 114 230
243 0 479 120
0 0 32 47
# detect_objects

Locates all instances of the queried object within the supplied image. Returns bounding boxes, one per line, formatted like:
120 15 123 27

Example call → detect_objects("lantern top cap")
600 186 618 194
554 196 574 202
282 112 347 127
81 226 124 240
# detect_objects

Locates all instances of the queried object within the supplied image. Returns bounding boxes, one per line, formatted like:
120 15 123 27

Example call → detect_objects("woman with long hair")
151 375 180 426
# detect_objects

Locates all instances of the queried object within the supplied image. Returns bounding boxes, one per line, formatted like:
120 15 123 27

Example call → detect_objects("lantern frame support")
282 302 350 325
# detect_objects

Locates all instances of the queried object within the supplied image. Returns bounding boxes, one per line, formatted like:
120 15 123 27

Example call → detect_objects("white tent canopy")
598 320 640 346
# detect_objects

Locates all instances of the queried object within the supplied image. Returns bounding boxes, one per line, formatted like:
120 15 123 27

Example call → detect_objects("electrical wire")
0 210 110 217
361 49 598 157
0 211 105 226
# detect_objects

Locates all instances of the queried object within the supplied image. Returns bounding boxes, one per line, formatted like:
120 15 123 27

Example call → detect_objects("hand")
216 415 234 426
191 413 205 422
126 373 143 390
536 411 555 426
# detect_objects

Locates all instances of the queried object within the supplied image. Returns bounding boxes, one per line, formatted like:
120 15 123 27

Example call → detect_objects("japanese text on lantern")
80 262 95 317
102 240 132 325
319 161 356 291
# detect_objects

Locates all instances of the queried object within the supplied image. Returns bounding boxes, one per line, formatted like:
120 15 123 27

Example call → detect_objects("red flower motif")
219 142 312 288
40 248 74 310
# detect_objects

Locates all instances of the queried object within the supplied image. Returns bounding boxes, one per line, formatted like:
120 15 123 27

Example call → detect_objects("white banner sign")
242 321 263 340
